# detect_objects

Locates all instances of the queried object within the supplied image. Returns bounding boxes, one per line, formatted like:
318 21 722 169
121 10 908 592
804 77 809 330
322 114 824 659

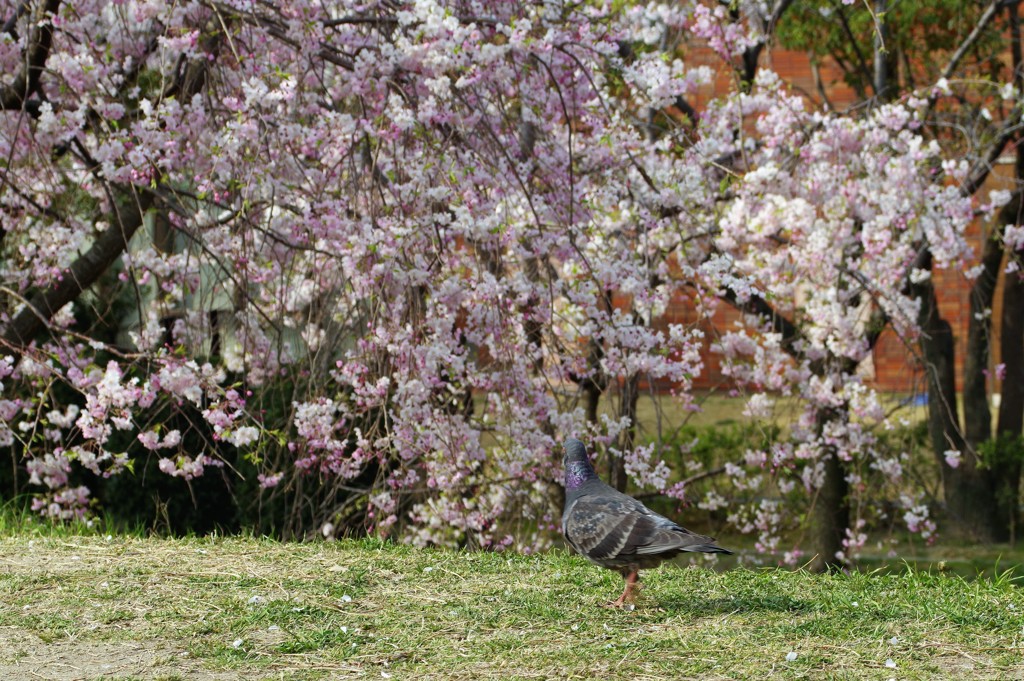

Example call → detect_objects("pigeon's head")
562 437 597 490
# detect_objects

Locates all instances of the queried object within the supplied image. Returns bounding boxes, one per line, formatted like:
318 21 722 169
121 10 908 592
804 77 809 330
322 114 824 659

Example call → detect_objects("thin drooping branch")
634 463 731 500
912 252 965 453
1 11 221 357
913 0 1019 448
939 3 1024 195
962 0 1023 446
205 0 355 70
911 248 1003 539
998 245 1024 441
899 0 1020 540
322 13 499 28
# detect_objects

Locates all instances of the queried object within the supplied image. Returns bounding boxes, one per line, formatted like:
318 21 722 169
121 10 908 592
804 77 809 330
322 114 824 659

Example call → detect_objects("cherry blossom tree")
1 0 711 546
1 0 1016 564
779 0 1024 543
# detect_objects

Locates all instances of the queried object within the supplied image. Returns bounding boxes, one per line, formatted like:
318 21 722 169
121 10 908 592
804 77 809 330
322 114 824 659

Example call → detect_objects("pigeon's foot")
605 570 641 608
603 590 641 608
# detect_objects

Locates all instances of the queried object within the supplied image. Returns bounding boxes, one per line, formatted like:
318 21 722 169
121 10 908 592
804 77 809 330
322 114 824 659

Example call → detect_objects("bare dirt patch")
0 628 239 680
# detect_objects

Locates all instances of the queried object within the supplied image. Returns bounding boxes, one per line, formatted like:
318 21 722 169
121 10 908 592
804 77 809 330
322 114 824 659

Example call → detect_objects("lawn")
1 528 1021 680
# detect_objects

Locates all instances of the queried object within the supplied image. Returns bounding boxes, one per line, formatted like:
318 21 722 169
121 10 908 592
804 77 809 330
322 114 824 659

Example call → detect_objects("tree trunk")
808 449 850 572
915 270 1000 541
611 372 639 493
721 291 855 567
997 250 1024 544
990 2 1024 545
962 229 1002 445
0 0 61 111
581 336 607 425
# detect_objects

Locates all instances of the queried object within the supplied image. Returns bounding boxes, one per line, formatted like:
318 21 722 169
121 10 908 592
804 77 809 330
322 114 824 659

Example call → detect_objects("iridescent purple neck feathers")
563 438 597 491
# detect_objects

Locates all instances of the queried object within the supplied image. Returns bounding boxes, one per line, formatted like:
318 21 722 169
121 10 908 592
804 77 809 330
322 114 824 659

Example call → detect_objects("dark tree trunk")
0 0 61 111
962 226 1004 445
582 336 607 425
721 291 855 568
806 406 852 573
997 259 1024 545
991 1 1024 545
611 372 639 493
522 256 545 374
808 450 850 572
915 270 1000 541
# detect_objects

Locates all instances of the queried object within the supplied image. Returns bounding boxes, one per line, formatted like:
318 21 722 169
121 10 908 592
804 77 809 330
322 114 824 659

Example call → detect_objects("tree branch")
721 288 805 359
939 0 1000 85
830 0 875 94
1 190 153 353
960 111 1022 196
738 0 796 89
204 1 355 70
1 0 31 35
0 0 61 111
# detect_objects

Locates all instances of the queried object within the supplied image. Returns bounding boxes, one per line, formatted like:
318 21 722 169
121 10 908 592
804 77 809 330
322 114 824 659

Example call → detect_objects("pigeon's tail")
681 543 734 556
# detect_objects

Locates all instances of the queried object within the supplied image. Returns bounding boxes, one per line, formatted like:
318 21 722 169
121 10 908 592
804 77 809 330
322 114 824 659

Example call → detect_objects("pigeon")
561 437 732 607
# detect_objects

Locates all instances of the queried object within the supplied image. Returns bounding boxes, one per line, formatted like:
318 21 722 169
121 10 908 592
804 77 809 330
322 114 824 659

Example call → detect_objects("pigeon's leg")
608 570 641 608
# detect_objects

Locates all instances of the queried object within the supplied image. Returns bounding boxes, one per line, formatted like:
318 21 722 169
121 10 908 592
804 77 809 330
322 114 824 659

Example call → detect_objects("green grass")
0 528 1021 680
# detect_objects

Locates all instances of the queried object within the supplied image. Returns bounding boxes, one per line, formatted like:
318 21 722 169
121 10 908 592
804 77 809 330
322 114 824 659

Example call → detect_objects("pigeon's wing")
565 493 726 561
564 495 678 561
631 507 725 555
563 494 637 561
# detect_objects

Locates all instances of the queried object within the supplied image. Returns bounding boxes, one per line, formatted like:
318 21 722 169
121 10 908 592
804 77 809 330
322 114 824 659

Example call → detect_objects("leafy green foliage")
776 0 1005 97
